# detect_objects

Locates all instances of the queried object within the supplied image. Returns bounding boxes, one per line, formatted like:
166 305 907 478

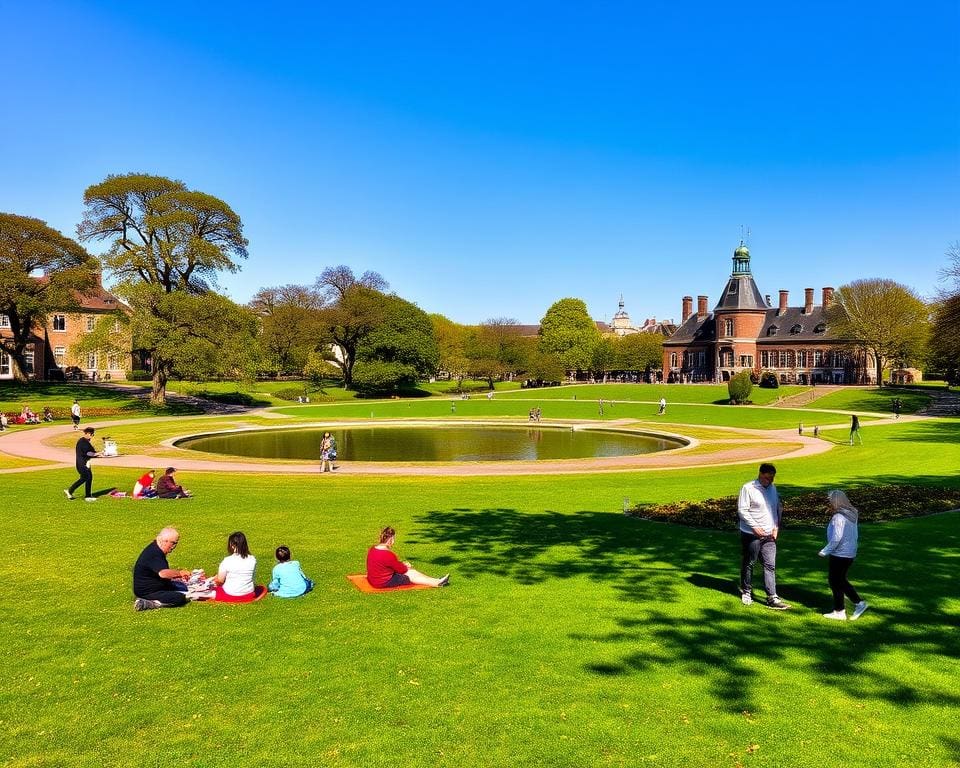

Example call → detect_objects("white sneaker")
741 592 753 606
823 610 847 620
84 497 97 502
851 601 869 620
63 489 74 500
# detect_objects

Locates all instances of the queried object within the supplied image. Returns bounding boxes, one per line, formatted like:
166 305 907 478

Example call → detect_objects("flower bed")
626 485 960 530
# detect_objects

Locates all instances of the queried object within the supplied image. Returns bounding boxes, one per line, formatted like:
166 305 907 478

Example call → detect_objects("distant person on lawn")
818 490 869 621
64 427 101 501
133 527 191 611
268 545 314 598
366 526 449 589
71 399 81 430
133 470 158 499
156 467 192 498
737 463 790 610
849 415 863 445
212 531 264 602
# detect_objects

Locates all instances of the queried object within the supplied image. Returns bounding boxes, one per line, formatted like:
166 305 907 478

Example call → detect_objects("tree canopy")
825 278 930 386
78 173 249 403
538 298 600 372
930 242 960 385
249 284 323 375
0 212 99 381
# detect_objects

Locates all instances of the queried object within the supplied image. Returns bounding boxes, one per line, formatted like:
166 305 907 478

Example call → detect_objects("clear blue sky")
2 1 957 325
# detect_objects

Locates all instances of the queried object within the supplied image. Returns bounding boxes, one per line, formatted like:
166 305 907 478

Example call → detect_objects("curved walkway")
0 413 846 476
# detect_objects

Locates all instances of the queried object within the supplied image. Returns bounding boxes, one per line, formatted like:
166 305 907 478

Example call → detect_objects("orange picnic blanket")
346 574 431 593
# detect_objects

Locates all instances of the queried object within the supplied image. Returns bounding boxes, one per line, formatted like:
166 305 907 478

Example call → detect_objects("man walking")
64 427 101 501
849 414 863 445
70 399 81 430
738 462 790 610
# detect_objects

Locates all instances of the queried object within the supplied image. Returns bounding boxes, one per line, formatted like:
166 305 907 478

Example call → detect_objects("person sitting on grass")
212 531 264 602
133 527 193 611
156 467 192 498
133 469 158 499
268 545 314 598
366 526 449 589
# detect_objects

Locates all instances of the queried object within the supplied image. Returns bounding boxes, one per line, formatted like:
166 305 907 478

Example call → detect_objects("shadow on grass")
413 501 960 714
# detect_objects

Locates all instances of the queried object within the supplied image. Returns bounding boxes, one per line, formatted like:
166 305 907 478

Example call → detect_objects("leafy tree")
353 294 438 392
78 173 248 403
727 370 753 404
0 212 99 381
430 313 470 389
538 298 600 373
825 278 930 386
314 266 389 388
249 284 322 375
615 333 664 376
930 242 960 385
463 319 529 388
525 350 566 383
591 337 617 378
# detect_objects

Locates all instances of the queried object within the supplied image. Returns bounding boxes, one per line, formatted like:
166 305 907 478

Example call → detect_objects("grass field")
2 383 958 768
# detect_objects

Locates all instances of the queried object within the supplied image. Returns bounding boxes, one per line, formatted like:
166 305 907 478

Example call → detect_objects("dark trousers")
828 556 861 611
68 466 93 498
140 590 188 608
740 532 778 598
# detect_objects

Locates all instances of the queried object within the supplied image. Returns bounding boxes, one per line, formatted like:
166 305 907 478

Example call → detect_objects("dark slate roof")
663 313 716 346
757 306 835 342
714 275 768 311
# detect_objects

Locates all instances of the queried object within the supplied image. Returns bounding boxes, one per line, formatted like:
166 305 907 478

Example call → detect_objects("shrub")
727 370 753 404
351 360 418 394
759 371 779 389
192 390 259 406
274 387 307 401
626 485 960 530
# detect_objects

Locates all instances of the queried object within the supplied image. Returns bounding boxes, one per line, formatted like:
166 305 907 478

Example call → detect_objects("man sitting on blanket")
133 527 195 611
156 467 192 499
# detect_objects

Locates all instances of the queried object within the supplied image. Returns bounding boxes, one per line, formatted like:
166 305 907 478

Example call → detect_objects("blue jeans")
740 532 778 599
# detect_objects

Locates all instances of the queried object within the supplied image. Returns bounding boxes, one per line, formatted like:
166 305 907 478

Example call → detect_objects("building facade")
662 242 875 385
0 275 132 381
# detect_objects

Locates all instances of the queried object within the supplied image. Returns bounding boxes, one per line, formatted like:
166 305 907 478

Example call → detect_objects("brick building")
0 275 132 381
662 242 875 385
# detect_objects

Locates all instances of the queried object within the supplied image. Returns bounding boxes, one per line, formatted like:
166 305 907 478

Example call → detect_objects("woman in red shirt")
366 527 449 588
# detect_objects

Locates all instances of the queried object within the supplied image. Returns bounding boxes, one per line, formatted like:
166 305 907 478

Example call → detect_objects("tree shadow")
412 503 960 714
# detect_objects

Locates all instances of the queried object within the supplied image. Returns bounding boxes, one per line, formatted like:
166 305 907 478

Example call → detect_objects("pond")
175 425 685 463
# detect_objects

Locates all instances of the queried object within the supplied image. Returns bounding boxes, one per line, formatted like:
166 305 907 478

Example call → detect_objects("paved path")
0 413 852 476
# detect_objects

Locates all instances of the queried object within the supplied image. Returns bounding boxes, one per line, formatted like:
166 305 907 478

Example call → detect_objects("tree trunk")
875 354 884 388
151 368 168 406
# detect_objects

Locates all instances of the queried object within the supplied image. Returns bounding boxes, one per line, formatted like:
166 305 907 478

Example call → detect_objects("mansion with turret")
662 242 875 385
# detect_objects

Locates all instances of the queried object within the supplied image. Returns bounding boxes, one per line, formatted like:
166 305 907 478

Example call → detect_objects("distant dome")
734 243 750 258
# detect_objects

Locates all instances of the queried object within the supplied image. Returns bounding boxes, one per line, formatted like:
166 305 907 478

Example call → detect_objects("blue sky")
1 1 957 325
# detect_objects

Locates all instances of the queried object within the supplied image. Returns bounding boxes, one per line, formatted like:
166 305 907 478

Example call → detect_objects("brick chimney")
697 295 708 319
682 296 693 323
778 290 789 316
822 286 834 309
804 288 814 315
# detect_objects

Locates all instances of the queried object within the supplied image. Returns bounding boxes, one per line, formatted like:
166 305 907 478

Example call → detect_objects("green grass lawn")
807 386 932 414
499 382 809 405
2 389 958 767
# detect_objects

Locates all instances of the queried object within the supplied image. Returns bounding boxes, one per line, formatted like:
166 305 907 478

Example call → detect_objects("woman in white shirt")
213 531 264 602
818 490 868 621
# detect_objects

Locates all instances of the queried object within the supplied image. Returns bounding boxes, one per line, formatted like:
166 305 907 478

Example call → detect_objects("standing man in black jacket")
64 427 101 501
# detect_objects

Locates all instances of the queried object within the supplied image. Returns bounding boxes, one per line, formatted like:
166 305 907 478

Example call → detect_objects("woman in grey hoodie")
818 490 869 621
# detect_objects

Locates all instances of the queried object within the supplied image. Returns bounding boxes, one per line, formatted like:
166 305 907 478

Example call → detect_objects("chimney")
778 290 789 316
697 295 708 319
682 296 693 323
822 286 834 309
804 288 814 315
765 294 771 308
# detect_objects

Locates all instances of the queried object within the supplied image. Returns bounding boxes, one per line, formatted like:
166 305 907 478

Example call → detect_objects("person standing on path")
70 399 81 430
64 427 101 501
849 414 863 445
818 490 869 621
737 462 791 610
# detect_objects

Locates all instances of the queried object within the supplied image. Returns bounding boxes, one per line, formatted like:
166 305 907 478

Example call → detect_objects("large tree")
463 318 529 388
930 241 960 385
825 278 930 386
0 213 99 381
430 313 470 388
78 173 248 403
249 284 323 375
615 333 664 378
314 266 389 388
538 298 600 373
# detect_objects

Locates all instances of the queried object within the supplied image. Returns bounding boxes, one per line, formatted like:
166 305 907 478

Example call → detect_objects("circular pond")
175 425 685 463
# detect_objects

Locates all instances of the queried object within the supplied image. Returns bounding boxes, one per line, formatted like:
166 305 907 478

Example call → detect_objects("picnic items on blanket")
185 569 216 600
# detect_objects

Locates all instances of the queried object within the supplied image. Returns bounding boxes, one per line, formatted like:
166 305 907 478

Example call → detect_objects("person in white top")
658 397 666 415
737 463 790 610
818 490 868 621
71 400 81 430
212 531 262 602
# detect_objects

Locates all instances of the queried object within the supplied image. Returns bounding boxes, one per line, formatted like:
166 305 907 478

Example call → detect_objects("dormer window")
790 324 802 334
767 325 778 337
814 323 826 334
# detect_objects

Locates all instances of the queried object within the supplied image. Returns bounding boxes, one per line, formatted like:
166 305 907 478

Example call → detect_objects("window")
107 354 119 370
721 350 734 367
760 351 770 367
24 350 34 374
696 351 705 368
767 325 778 337
739 355 754 368
670 352 677 368
796 350 807 367
814 350 823 367
779 351 789 368
0 314 9 328
87 352 98 369
814 323 826 334
790 324 802 334
54 346 66 366
52 315 66 331
113 320 121 333
0 353 9 376
724 319 734 336
86 316 95 331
